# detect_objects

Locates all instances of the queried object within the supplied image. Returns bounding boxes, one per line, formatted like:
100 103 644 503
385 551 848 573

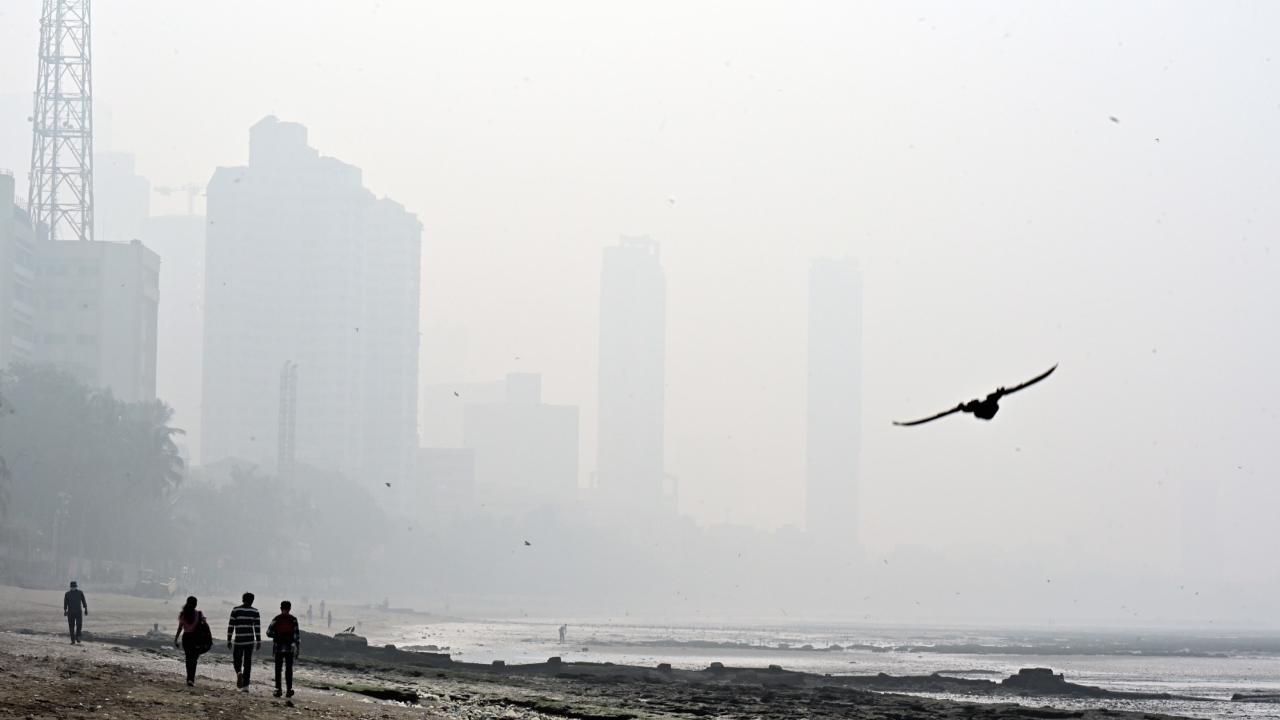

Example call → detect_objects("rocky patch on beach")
0 630 1203 720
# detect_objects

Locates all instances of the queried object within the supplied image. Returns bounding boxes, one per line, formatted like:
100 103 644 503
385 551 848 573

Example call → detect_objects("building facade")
805 258 862 547
141 213 206 461
0 172 38 369
2 171 159 402
463 373 578 512
596 236 667 511
34 238 159 403
202 116 421 492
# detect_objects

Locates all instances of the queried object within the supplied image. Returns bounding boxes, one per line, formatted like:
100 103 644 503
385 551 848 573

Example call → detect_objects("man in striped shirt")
227 592 261 691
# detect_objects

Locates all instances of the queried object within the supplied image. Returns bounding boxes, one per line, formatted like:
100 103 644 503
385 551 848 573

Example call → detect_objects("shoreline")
0 629 1201 720
0 586 1257 719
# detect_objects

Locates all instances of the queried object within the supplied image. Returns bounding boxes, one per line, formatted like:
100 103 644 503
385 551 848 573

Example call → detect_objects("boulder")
1001 667 1067 692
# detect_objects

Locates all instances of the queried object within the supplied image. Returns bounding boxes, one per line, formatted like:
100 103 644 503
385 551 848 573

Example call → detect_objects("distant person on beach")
306 604 313 624
174 596 212 687
63 581 88 644
558 624 567 644
227 592 261 692
267 600 301 698
327 610 332 628
319 599 326 618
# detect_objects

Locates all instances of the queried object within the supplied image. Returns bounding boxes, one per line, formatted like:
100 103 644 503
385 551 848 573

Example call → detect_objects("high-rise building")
33 238 159 403
141 213 206 461
420 379 504 448
463 373 578 512
94 152 149 242
0 172 38 369
3 165 159 404
415 447 476 520
805 258 862 547
202 116 421 492
596 236 667 511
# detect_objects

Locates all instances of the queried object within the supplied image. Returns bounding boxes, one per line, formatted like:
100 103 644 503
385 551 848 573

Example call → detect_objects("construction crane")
152 182 206 216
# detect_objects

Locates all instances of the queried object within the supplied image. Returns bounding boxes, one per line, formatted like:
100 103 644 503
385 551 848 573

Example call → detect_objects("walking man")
267 600 301 698
63 581 88 644
227 592 261 691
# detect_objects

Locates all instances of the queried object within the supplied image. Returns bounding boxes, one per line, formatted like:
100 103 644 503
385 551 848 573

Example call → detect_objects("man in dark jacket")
227 592 261 691
266 600 301 698
63 581 88 644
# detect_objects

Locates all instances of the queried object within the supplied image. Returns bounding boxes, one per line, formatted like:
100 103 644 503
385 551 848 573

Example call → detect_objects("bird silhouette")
894 364 1057 426
523 540 532 546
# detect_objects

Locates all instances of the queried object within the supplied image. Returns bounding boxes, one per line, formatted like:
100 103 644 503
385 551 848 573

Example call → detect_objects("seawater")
377 620 1280 720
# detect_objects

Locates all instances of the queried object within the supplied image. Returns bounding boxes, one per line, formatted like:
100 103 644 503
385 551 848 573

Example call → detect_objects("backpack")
191 614 214 655
272 614 297 640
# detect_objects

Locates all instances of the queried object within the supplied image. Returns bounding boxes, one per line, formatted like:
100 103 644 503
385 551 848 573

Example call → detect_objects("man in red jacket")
266 600 301 698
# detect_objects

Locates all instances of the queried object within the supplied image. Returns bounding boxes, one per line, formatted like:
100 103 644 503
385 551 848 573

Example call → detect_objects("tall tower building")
596 236 667 511
806 259 862 547
202 117 421 493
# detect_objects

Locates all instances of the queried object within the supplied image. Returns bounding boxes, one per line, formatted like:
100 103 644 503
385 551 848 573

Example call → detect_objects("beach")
0 585 1221 720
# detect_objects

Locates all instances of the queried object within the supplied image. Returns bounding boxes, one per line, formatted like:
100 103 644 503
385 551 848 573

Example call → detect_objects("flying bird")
893 364 1057 426
384 482 391 488
523 540 532 546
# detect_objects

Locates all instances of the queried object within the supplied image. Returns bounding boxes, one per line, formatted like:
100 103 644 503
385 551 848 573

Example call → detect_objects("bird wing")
994 364 1058 398
893 403 965 427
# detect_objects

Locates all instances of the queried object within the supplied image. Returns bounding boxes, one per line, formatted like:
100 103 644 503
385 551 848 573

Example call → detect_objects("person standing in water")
558 624 567 644
267 600 301 698
63 581 88 644
173 596 210 687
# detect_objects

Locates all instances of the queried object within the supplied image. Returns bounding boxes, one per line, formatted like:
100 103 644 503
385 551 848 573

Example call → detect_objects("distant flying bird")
523 540 531 546
453 391 460 397
384 482 391 488
1109 115 1120 123
893 364 1057 427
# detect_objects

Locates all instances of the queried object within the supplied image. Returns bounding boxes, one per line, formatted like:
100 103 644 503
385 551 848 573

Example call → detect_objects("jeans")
67 613 82 642
232 645 254 686
184 650 199 684
274 651 294 692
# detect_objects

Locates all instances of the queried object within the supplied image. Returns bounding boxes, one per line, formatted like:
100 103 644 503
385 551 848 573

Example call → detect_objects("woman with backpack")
173 596 212 687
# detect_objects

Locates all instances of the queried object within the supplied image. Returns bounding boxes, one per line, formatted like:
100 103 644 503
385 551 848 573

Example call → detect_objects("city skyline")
0 2 1273 572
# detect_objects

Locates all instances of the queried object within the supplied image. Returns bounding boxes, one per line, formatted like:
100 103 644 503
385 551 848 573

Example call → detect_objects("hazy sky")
1 2 1277 576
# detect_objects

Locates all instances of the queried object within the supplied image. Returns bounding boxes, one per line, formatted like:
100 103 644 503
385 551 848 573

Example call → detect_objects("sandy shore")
0 586 1198 719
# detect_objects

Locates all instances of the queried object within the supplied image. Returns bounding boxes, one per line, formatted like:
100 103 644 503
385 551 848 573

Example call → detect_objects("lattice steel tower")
28 0 95 242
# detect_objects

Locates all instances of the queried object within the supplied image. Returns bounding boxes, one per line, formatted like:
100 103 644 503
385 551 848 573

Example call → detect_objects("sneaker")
273 689 282 698
236 672 243 687
240 686 249 693
186 680 195 687
286 689 294 698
